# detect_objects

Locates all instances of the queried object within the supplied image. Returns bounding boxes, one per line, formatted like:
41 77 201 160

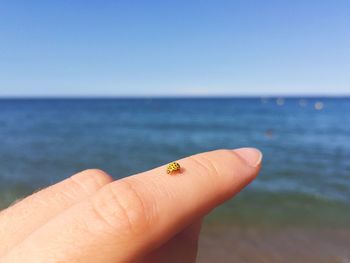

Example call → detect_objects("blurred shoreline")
199 223 350 263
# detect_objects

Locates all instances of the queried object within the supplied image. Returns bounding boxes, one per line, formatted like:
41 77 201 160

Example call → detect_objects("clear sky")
0 0 349 97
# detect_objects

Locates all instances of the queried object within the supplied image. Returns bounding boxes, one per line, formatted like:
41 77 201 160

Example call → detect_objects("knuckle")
215 149 232 155
70 169 113 192
190 149 239 178
189 154 220 178
215 149 238 160
89 180 150 236
81 169 113 184
217 149 248 168
213 149 242 164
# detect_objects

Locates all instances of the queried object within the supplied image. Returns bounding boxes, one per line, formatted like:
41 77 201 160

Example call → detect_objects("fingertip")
233 148 263 168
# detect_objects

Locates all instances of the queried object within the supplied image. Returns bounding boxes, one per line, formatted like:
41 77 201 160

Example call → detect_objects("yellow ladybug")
167 162 181 174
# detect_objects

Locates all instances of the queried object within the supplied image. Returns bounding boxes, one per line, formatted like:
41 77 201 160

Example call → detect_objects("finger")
141 219 203 263
0 169 112 255
3 148 262 263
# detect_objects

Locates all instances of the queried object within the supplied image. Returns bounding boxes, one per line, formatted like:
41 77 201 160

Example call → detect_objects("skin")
0 148 262 263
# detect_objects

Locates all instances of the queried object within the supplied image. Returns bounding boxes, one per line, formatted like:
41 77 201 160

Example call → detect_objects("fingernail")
233 148 262 167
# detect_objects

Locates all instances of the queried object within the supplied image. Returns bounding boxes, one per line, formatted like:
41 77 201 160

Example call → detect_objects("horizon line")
1 94 350 99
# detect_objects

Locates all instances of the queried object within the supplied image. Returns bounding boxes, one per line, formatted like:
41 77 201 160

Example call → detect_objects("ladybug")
167 162 181 174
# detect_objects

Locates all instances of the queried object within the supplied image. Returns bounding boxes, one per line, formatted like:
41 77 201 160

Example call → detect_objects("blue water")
1 98 350 226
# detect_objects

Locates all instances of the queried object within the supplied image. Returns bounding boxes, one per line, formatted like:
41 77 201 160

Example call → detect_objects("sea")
1 98 350 227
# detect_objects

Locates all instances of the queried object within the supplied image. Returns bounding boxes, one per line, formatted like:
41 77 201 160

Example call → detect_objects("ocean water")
1 98 350 227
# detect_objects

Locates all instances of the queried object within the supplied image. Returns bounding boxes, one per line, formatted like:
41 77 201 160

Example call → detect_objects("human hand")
0 148 262 263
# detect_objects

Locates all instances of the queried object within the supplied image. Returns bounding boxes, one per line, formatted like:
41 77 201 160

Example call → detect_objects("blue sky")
0 0 349 97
